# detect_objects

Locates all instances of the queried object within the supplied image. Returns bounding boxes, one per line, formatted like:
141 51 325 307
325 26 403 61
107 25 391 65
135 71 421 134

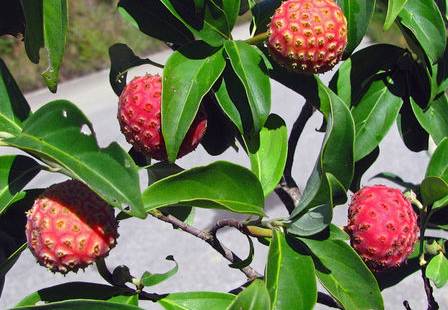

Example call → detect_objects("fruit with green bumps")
345 185 419 270
118 74 207 160
267 0 347 73
25 180 119 274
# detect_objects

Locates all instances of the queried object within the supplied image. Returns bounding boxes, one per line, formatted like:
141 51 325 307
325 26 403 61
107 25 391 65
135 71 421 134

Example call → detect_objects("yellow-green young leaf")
227 279 270 310
162 43 226 161
0 59 30 136
426 253 448 288
398 0 446 64
159 292 235 310
384 0 408 30
143 161 265 216
266 231 317 310
5 101 145 219
299 236 384 310
141 256 178 287
248 114 288 197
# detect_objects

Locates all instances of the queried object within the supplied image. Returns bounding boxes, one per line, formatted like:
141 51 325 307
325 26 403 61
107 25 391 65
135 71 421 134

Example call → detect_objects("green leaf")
107 294 139 306
21 0 68 92
426 138 448 181
158 292 235 310
5 100 145 218
224 41 271 132
433 194 448 210
226 279 270 310
15 282 133 307
398 0 446 64
352 77 403 161
219 0 241 32
412 95 448 145
143 161 265 216
141 255 178 287
248 114 287 197
13 300 142 309
299 236 384 310
118 0 194 45
266 231 317 310
420 176 448 206
0 59 30 137
426 253 448 288
162 43 226 161
335 0 376 56
0 155 40 215
0 242 26 279
250 0 282 35
384 0 408 30
204 0 240 36
159 0 229 46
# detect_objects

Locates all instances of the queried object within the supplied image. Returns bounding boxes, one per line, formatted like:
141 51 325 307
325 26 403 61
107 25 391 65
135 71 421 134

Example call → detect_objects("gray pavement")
1 25 447 309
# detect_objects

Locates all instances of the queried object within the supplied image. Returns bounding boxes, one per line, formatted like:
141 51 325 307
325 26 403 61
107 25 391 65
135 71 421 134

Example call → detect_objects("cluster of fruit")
25 0 418 275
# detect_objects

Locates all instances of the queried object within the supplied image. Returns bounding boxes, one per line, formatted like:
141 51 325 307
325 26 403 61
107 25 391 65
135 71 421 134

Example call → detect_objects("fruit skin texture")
25 180 119 274
267 0 348 73
345 185 419 270
118 74 208 160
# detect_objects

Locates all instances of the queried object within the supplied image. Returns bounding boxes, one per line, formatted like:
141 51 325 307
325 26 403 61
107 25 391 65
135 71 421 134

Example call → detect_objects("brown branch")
209 219 273 238
149 210 261 280
421 267 439 310
403 300 412 310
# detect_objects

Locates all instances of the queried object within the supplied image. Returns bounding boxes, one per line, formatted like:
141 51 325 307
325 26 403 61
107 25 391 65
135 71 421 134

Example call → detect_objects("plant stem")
209 218 273 238
149 210 261 280
244 31 269 45
421 266 439 310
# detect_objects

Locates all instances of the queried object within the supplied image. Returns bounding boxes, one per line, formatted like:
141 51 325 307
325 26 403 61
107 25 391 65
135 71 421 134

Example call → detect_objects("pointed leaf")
412 94 448 145
384 0 408 30
426 138 448 181
0 59 30 136
143 161 265 216
420 176 448 206
248 114 287 197
224 41 271 132
5 100 145 218
141 256 178 287
266 231 317 310
159 292 235 310
227 279 270 310
299 236 384 310
162 43 226 161
426 253 448 288
398 0 446 64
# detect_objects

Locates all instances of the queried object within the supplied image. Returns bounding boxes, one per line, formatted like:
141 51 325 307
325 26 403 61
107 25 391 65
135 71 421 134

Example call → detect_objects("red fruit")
346 185 419 270
267 0 348 73
25 180 119 274
117 74 207 160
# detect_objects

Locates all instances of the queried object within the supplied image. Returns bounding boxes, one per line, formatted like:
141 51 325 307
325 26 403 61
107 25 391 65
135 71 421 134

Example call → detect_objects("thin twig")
149 210 261 280
421 267 439 310
403 300 412 310
317 292 342 309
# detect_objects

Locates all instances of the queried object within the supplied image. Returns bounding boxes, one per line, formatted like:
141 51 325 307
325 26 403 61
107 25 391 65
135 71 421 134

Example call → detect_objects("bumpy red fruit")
267 0 347 73
346 185 419 270
25 180 119 274
118 74 207 160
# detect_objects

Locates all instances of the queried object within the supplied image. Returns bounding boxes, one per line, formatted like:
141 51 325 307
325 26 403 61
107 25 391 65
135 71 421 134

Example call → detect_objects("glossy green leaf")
330 44 406 105
0 155 40 216
158 292 235 310
21 0 68 92
266 231 316 310
159 0 229 46
248 114 287 197
412 95 448 145
107 295 138 306
141 256 178 287
426 253 448 288
384 0 408 30
219 0 240 32
420 176 448 206
433 194 448 210
224 41 271 132
227 279 270 310
143 161 265 216
162 43 225 161
352 77 403 161
0 242 26 279
15 282 133 307
335 0 376 56
250 0 282 34
426 138 448 181
5 100 145 218
299 236 384 310
0 59 30 137
118 0 194 45
205 0 241 36
398 0 446 64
